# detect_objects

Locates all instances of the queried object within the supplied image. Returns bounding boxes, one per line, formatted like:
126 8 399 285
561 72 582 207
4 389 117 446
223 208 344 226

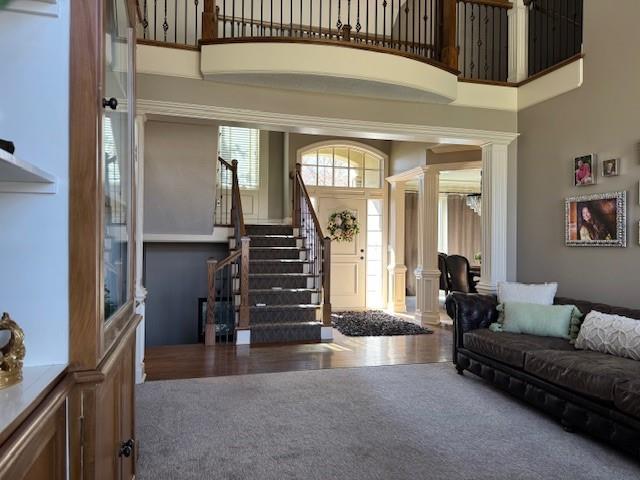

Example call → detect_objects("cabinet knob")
119 438 135 458
102 97 118 110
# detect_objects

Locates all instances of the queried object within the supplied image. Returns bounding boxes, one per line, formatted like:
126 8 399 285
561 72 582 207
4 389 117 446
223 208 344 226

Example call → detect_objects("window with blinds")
218 126 260 190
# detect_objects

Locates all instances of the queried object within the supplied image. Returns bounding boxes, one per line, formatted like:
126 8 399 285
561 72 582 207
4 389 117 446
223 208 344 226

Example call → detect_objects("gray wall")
389 141 428 175
517 0 640 308
144 120 218 235
144 243 228 347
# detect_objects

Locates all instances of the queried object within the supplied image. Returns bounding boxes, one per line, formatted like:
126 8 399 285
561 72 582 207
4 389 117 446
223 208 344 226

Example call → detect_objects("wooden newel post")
202 1 219 41
322 237 332 326
341 24 352 42
292 163 301 229
205 259 218 346
440 0 458 70
238 237 250 330
230 159 239 231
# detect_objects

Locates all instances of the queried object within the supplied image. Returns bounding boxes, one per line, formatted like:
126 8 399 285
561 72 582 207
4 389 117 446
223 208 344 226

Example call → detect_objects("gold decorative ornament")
0 312 26 390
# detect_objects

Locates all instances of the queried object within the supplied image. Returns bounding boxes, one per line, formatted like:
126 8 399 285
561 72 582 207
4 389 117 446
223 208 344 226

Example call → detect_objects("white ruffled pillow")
575 311 640 361
497 282 558 305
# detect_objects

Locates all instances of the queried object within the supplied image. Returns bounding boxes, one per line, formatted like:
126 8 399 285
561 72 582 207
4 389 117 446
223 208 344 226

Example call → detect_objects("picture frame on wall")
574 154 596 186
565 191 627 247
602 158 620 177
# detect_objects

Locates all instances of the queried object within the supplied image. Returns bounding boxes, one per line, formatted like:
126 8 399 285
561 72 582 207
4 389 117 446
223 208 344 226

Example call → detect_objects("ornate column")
508 0 529 83
415 167 441 326
387 180 407 312
477 143 510 295
134 114 148 384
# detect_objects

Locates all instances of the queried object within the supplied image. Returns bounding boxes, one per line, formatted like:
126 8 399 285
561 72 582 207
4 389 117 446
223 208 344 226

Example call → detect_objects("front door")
315 195 367 310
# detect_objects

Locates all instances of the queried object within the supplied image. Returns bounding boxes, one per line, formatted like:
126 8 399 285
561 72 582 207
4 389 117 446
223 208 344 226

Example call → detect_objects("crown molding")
4 0 59 17
136 99 519 146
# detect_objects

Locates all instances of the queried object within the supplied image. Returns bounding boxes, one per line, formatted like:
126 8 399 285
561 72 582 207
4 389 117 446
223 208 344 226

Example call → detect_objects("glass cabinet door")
103 0 133 321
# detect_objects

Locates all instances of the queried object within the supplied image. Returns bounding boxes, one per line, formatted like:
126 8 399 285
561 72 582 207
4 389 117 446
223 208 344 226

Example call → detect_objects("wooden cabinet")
68 1 141 478
0 378 72 480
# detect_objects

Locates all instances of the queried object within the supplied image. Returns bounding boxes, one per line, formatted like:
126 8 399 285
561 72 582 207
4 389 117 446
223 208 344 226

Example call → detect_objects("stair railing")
292 163 332 327
207 157 249 346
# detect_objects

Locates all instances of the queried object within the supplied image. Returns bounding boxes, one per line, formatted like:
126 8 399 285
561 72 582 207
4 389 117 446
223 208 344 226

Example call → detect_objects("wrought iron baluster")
154 0 157 40
404 1 408 52
143 0 149 38
391 0 394 47
483 5 489 79
290 0 293 36
194 0 199 44
356 0 361 39
337 0 342 32
162 0 168 42
270 0 273 36
382 0 386 47
174 0 177 42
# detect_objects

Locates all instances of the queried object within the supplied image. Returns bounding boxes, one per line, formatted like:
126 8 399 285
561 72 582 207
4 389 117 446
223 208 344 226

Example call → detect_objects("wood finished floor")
144 326 453 381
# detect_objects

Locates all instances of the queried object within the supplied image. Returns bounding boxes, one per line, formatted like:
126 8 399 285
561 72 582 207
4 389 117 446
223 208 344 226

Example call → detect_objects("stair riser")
250 262 307 274
250 249 306 260
248 237 300 247
247 291 316 305
249 276 315 289
251 324 321 343
246 225 294 236
250 308 317 324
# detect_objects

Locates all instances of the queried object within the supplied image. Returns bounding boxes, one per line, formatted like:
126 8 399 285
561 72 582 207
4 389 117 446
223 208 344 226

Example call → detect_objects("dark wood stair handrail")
292 163 332 327
206 156 249 346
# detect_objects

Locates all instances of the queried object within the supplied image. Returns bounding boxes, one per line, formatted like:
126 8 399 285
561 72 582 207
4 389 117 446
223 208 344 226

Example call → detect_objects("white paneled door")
316 196 367 310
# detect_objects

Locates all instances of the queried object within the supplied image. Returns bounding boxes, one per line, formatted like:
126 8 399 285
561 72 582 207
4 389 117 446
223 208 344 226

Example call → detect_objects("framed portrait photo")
565 191 627 247
602 158 620 177
574 154 596 186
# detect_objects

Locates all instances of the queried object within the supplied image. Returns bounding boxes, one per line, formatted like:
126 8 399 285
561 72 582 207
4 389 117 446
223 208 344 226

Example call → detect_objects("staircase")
242 224 323 344
208 158 331 346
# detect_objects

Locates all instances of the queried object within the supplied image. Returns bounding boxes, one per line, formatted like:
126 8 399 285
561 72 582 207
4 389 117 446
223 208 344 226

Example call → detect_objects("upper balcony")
134 0 584 107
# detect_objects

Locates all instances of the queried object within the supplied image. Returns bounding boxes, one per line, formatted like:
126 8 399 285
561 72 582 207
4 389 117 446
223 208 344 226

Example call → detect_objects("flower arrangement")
327 210 360 242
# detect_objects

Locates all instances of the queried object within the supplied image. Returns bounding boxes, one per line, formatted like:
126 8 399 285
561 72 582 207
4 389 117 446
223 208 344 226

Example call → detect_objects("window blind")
218 126 260 190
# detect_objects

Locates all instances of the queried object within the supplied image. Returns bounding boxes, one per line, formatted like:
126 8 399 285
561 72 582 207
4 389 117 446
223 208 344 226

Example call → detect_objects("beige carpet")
137 363 640 480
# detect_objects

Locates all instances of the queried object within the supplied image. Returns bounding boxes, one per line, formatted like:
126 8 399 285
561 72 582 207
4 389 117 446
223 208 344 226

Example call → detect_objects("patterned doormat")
331 311 433 336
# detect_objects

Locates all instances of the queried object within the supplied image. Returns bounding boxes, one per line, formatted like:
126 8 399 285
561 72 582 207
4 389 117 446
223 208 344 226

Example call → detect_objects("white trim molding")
4 0 59 17
137 99 519 146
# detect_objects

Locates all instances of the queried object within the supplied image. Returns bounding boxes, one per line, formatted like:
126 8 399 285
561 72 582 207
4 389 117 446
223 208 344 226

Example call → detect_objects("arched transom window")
300 145 384 189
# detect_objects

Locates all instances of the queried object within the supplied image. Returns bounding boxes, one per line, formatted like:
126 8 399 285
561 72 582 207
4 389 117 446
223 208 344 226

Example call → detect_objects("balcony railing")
136 0 584 84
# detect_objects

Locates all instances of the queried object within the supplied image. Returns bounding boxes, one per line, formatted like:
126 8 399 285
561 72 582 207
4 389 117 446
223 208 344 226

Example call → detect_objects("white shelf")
0 149 57 194
0 364 67 440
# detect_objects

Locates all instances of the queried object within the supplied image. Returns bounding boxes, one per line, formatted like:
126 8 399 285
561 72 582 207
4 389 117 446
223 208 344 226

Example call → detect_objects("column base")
387 264 407 313
321 326 333 342
415 267 441 327
476 281 497 296
415 310 441 327
235 329 251 345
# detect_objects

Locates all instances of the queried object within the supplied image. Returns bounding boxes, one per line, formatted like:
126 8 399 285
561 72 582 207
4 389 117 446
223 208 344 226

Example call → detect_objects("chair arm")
445 292 499 351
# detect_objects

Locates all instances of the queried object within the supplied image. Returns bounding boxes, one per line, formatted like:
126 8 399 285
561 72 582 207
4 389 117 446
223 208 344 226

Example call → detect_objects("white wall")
0 5 70 366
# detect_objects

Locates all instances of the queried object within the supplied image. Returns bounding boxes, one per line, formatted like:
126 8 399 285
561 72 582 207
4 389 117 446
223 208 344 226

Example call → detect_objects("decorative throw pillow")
575 311 640 361
497 282 558 305
491 302 581 339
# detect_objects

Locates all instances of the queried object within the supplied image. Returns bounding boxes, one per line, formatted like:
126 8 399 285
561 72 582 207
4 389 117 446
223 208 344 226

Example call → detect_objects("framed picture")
602 158 620 177
565 191 627 247
574 154 596 186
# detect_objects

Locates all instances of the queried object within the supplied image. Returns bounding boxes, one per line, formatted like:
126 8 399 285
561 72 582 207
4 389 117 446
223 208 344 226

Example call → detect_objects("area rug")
331 310 433 336
136 364 640 480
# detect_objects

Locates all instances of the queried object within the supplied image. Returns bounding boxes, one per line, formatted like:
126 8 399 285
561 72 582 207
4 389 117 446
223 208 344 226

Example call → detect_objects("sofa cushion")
614 380 640 420
463 329 573 368
524 350 640 402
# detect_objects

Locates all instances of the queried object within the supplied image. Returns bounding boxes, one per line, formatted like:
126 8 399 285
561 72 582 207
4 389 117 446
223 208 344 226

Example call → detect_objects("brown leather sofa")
445 292 640 458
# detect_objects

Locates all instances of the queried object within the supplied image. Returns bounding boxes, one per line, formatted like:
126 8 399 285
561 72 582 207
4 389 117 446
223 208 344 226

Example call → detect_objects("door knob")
102 97 118 110
360 249 364 253
360 256 364 260
119 438 134 458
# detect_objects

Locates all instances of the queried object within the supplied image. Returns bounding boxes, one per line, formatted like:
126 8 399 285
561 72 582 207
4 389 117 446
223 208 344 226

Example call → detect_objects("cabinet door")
93 333 137 480
0 392 68 480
